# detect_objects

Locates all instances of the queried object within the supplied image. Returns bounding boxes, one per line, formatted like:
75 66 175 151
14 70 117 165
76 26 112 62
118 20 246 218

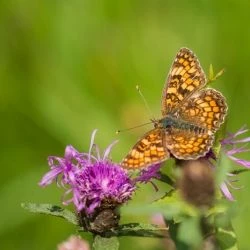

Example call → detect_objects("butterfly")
121 48 228 169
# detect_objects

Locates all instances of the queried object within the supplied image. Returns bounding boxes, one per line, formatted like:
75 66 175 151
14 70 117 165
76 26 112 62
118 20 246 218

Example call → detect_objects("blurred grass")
1 0 250 249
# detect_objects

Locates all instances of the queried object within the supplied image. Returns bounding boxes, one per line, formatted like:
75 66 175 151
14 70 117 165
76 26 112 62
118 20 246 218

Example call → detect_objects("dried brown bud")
78 201 120 235
177 159 215 208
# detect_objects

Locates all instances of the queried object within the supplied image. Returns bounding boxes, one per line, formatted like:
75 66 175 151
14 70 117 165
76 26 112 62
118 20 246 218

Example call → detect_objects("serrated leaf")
21 203 78 225
117 223 168 237
93 236 119 250
78 222 169 238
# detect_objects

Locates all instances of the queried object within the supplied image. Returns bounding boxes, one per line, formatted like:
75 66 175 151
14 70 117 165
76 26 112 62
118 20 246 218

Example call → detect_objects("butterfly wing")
121 128 170 169
162 48 206 115
165 128 214 160
122 48 227 167
178 88 228 133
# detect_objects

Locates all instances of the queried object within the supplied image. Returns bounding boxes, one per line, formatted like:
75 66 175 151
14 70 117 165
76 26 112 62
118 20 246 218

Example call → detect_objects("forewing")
165 128 214 160
121 129 170 170
162 48 206 115
178 88 227 132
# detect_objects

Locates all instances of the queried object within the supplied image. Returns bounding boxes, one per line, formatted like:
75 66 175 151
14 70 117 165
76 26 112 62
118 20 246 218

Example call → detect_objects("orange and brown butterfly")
121 47 228 169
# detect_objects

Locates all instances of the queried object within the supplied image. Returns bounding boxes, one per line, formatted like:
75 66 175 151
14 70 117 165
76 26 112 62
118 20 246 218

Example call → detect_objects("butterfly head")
150 118 160 128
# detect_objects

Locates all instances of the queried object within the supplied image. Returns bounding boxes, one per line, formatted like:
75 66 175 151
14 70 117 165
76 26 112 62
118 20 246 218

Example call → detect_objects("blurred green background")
1 0 250 249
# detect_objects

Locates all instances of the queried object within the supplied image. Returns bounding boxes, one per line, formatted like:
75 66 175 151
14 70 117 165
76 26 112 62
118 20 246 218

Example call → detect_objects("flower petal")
220 182 234 201
39 167 64 186
103 140 119 160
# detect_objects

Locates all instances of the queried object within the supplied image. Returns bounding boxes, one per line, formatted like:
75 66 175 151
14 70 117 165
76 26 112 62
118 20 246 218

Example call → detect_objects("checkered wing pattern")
165 128 214 160
121 129 170 169
121 47 228 170
178 88 228 132
162 48 206 115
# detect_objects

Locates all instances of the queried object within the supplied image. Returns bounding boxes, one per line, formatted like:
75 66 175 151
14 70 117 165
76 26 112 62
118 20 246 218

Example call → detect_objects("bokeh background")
1 1 250 249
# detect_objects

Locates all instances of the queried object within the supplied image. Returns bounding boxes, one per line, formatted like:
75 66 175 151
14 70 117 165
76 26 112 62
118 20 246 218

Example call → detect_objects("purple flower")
75 161 135 214
134 164 162 191
135 164 162 183
217 126 250 200
39 145 82 187
57 235 89 250
39 130 136 215
221 126 250 168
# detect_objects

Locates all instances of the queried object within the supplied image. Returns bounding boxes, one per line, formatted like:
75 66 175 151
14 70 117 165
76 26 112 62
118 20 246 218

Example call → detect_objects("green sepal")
207 64 225 86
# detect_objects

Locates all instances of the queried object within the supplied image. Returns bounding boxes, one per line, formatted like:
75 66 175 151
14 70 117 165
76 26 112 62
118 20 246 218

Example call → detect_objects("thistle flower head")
39 130 136 216
74 160 135 214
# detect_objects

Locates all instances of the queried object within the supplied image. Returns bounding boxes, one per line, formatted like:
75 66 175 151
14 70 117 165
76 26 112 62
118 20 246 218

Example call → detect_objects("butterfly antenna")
116 121 153 134
136 85 155 120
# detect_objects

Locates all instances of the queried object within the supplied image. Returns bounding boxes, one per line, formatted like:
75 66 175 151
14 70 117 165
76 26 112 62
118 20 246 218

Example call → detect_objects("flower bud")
177 159 215 208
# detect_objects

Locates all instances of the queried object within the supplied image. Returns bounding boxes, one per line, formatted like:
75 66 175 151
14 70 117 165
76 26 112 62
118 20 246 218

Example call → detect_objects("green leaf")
121 190 178 217
21 203 78 225
231 168 250 175
212 207 238 250
78 222 169 238
155 191 199 221
117 223 168 237
178 216 202 248
93 236 119 250
122 190 199 222
158 172 175 187
207 203 228 217
216 227 238 250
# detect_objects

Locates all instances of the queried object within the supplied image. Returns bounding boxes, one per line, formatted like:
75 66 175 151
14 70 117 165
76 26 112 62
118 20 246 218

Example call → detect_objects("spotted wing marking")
179 88 228 132
162 47 206 115
121 129 170 169
165 128 214 160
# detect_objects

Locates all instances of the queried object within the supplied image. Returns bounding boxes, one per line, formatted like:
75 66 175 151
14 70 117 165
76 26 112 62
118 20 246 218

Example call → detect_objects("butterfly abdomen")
160 116 205 134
